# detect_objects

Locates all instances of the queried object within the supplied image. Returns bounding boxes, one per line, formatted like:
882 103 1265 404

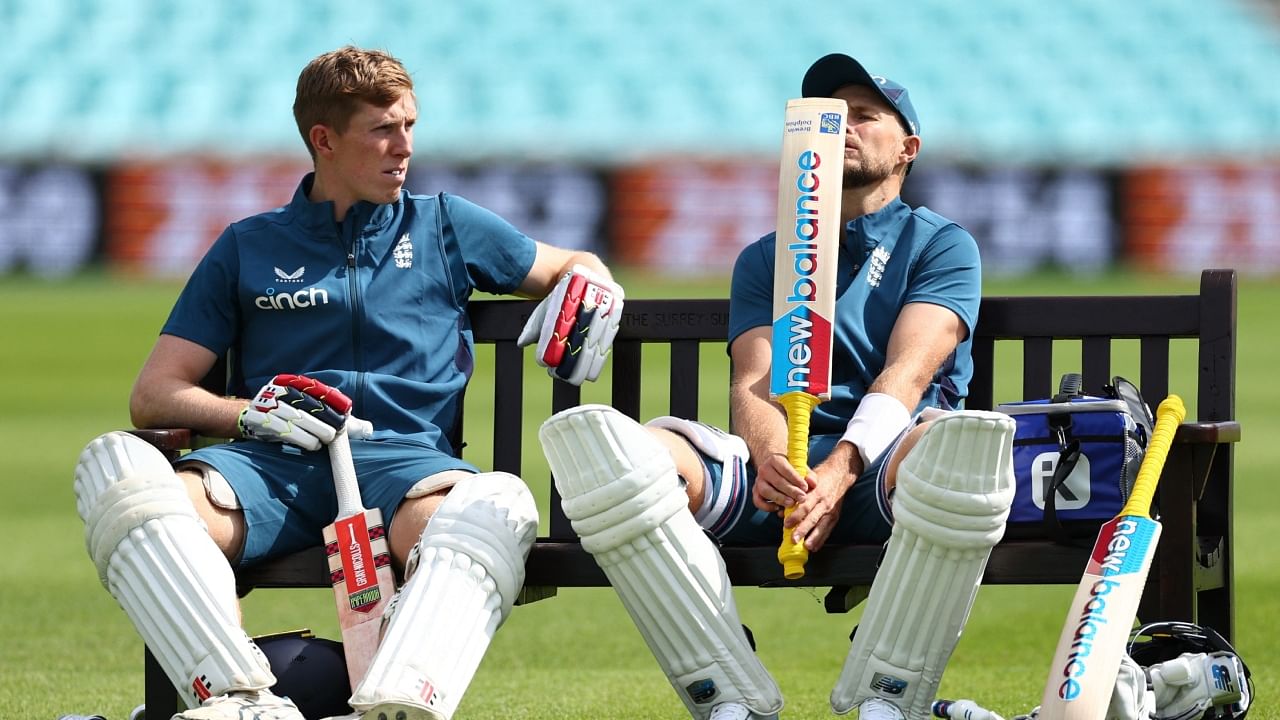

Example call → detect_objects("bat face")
328 511 392 611
770 98 845 401
325 505 395 688
1040 394 1185 720
1042 513 1161 715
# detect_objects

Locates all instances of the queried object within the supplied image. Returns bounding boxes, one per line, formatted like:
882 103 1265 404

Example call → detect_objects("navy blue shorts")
696 432 899 547
179 438 476 566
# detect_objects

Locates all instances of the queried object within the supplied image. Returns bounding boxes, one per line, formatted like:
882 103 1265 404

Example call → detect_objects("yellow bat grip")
1118 395 1187 519
777 391 818 580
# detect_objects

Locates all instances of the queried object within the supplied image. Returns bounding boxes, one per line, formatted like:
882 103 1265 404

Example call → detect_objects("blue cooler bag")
995 374 1153 543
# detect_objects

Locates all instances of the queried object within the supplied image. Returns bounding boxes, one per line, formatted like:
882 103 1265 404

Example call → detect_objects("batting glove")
516 264 624 386
1150 651 1250 720
238 373 353 451
1108 653 1157 720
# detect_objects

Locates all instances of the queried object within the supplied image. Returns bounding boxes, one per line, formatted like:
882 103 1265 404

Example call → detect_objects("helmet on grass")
256 630 352 719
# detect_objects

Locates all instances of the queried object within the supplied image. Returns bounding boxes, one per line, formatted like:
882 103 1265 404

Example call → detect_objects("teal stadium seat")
1 0 1278 163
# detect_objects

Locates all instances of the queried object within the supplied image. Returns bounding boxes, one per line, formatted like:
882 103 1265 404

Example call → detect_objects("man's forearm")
729 379 788 466
865 364 930 417
130 379 246 438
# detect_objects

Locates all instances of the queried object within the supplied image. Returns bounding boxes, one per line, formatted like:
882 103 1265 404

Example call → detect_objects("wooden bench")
135 268 1240 717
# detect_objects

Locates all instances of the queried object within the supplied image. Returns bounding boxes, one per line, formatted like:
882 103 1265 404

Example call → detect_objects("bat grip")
329 427 364 518
777 391 818 580
1118 395 1186 518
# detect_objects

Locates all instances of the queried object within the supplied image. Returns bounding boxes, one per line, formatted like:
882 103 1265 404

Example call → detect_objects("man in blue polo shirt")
73 46 623 720
539 54 1015 720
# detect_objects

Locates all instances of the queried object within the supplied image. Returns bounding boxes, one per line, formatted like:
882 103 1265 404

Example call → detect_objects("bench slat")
611 341 642 420
670 340 700 420
969 335 995 411
1140 336 1171 403
493 341 524 475
976 295 1202 338
1082 336 1111 393
1023 337 1053 398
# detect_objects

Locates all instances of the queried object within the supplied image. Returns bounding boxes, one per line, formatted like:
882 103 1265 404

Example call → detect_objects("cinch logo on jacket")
254 286 331 310
253 264 331 311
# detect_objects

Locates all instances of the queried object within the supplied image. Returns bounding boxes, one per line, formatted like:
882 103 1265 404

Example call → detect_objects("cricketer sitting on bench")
540 52 1002 720
72 45 623 720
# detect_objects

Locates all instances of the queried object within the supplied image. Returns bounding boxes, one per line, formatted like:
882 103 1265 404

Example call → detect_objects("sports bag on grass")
996 373 1155 543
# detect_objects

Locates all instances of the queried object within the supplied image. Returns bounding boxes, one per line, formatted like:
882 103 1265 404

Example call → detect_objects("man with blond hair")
74 46 624 720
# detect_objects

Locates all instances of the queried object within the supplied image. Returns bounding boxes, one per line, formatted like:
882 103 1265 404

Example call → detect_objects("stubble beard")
842 155 895 190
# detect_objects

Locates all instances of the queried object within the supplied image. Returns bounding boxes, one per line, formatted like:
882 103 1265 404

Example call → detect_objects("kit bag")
995 373 1155 543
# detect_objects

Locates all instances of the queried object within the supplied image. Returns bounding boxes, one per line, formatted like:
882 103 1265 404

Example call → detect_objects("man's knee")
388 490 448 568
644 417 751 517
647 426 704 508
175 466 246 562
386 468 475 567
882 421 931 492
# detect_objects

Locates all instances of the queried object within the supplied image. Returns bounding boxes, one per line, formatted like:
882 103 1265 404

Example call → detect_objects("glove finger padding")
517 264 624 386
238 374 352 451
1107 654 1155 720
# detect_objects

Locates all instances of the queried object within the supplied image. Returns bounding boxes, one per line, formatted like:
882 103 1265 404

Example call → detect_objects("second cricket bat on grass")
325 417 396 690
1037 394 1187 719
771 97 845 580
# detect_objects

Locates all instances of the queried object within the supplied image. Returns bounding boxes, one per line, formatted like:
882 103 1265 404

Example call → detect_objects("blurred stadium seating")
2 0 1278 164
2 0 1277 278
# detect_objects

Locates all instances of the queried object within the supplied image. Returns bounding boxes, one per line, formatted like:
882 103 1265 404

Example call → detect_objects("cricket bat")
771 97 846 580
1037 394 1187 719
325 417 396 690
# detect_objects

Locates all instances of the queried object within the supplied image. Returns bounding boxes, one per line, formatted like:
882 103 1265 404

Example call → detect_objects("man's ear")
309 124 335 159
901 135 921 166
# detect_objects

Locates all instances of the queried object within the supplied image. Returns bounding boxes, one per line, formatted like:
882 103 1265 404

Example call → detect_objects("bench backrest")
464 269 1236 542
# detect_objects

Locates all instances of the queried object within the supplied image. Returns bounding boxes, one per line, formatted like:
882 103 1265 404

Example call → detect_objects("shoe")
708 701 778 720
857 698 905 720
332 704 444 720
174 689 304 719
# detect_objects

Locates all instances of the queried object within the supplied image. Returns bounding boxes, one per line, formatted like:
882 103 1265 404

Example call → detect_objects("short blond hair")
293 46 414 159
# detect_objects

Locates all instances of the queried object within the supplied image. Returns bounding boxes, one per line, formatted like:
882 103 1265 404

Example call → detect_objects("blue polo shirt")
728 197 981 441
162 174 537 454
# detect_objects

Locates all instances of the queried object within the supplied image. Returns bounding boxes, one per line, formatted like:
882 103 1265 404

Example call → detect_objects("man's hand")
778 443 862 552
238 374 352 451
752 452 809 513
516 264 624 386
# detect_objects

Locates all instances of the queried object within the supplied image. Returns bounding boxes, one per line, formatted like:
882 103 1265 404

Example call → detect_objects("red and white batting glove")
238 374 353 451
517 264 624 386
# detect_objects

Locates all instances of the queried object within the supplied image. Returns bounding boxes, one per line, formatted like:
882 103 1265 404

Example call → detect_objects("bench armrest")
128 428 195 458
1174 420 1240 444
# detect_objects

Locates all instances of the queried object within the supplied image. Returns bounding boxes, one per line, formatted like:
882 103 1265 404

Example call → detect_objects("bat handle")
347 415 374 439
1118 395 1186 518
329 426 364 518
777 391 818 580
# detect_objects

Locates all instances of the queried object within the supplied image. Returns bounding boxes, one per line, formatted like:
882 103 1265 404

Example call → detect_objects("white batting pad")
540 404 783 720
830 411 1015 718
350 473 537 720
74 432 274 708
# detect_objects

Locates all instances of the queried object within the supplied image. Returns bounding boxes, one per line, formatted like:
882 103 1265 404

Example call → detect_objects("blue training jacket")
728 197 982 439
162 173 537 454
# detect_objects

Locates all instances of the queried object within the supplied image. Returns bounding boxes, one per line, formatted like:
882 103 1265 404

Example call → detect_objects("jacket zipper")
345 228 367 414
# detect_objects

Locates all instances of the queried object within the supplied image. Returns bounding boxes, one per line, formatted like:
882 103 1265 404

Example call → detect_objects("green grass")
2 268 1275 719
